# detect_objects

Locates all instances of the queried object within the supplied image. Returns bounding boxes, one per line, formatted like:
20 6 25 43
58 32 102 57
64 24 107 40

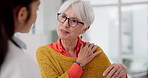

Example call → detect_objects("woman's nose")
63 19 70 28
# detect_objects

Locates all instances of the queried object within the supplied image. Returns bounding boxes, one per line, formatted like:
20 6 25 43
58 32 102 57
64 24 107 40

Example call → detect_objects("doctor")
0 0 40 78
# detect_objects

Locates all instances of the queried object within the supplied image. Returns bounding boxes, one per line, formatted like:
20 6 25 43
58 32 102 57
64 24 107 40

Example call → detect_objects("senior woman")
36 0 127 78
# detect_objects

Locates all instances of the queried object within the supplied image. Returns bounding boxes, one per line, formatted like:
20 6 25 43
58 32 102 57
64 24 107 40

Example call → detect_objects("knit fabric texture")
36 45 111 78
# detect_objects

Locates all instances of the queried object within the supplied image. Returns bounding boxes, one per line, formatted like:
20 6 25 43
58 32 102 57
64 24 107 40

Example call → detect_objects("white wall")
88 7 119 63
35 0 62 42
133 5 148 57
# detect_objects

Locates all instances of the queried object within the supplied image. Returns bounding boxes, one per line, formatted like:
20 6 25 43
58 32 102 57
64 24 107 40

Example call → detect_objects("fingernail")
103 73 105 76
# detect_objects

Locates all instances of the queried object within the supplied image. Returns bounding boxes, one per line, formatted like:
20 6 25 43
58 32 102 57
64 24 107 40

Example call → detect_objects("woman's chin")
58 35 69 40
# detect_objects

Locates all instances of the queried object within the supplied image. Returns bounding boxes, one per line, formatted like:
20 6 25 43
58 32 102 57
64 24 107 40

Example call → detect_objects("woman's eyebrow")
70 17 81 21
63 13 80 20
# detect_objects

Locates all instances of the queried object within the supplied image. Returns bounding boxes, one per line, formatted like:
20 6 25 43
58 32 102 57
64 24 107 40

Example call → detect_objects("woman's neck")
61 38 78 54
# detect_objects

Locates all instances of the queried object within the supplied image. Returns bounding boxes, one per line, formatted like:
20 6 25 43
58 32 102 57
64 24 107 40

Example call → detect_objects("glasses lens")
69 19 78 27
58 13 66 22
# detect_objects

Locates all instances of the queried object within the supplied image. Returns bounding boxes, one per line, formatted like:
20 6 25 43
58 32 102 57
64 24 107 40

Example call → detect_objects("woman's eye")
61 16 66 18
72 20 77 23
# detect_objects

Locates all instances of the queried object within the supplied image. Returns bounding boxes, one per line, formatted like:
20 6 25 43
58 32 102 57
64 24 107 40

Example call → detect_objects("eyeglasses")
57 13 84 27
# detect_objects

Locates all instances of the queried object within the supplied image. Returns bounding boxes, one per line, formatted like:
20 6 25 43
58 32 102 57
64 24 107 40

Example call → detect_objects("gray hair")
58 0 95 28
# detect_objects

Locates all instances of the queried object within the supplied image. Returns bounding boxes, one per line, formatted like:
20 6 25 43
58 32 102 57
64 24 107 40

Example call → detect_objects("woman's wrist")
76 59 85 66
75 61 84 68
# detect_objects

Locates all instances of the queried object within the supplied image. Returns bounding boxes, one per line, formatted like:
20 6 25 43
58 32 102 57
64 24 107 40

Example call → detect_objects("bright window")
84 0 148 77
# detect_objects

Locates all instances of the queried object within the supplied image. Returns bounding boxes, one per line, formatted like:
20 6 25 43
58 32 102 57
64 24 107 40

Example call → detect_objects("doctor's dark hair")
0 0 36 66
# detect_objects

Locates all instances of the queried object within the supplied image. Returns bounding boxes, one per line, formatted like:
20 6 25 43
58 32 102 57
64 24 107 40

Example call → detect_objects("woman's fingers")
89 43 94 49
84 42 89 48
80 42 84 48
111 74 117 78
118 69 126 78
117 64 127 78
77 42 102 67
103 64 127 78
87 43 96 55
88 50 102 61
106 64 120 78
83 43 94 55
116 65 124 77
91 45 98 52
103 64 115 76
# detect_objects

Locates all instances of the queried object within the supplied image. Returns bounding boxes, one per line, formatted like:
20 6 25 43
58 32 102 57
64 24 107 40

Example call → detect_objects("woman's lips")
60 29 70 34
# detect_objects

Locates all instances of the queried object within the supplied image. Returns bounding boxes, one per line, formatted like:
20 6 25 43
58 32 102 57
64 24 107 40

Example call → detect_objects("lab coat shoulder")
1 41 40 78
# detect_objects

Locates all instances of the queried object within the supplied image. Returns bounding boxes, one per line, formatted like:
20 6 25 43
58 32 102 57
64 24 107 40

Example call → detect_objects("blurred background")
15 0 148 78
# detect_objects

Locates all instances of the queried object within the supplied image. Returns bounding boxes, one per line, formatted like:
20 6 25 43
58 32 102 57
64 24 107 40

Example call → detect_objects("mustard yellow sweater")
36 45 111 78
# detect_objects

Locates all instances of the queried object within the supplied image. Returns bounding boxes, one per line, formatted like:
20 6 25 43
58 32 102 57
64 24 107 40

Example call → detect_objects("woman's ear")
16 7 28 24
80 26 90 34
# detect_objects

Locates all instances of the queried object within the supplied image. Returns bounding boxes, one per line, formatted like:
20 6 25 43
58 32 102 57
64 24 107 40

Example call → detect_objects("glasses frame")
57 13 84 27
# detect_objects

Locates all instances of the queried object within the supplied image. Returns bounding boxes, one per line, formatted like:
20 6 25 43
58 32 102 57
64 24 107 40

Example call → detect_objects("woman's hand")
103 64 127 78
76 42 102 67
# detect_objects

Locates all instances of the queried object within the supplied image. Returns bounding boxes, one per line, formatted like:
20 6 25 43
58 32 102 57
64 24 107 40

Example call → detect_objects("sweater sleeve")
36 46 69 78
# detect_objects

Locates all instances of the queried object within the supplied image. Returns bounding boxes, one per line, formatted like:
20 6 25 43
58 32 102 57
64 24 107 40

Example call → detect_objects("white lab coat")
0 37 40 78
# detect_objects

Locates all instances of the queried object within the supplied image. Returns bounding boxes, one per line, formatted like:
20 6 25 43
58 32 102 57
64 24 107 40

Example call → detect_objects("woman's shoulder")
94 46 111 64
95 46 103 51
95 46 106 55
37 45 49 50
36 45 59 57
36 45 50 54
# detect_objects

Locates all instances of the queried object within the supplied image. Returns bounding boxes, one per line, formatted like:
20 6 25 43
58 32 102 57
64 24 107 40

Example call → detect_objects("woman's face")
23 1 40 32
57 7 85 40
15 0 40 33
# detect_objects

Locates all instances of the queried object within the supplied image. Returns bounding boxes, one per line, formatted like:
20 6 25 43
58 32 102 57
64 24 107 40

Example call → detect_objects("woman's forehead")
63 7 81 20
64 7 76 15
